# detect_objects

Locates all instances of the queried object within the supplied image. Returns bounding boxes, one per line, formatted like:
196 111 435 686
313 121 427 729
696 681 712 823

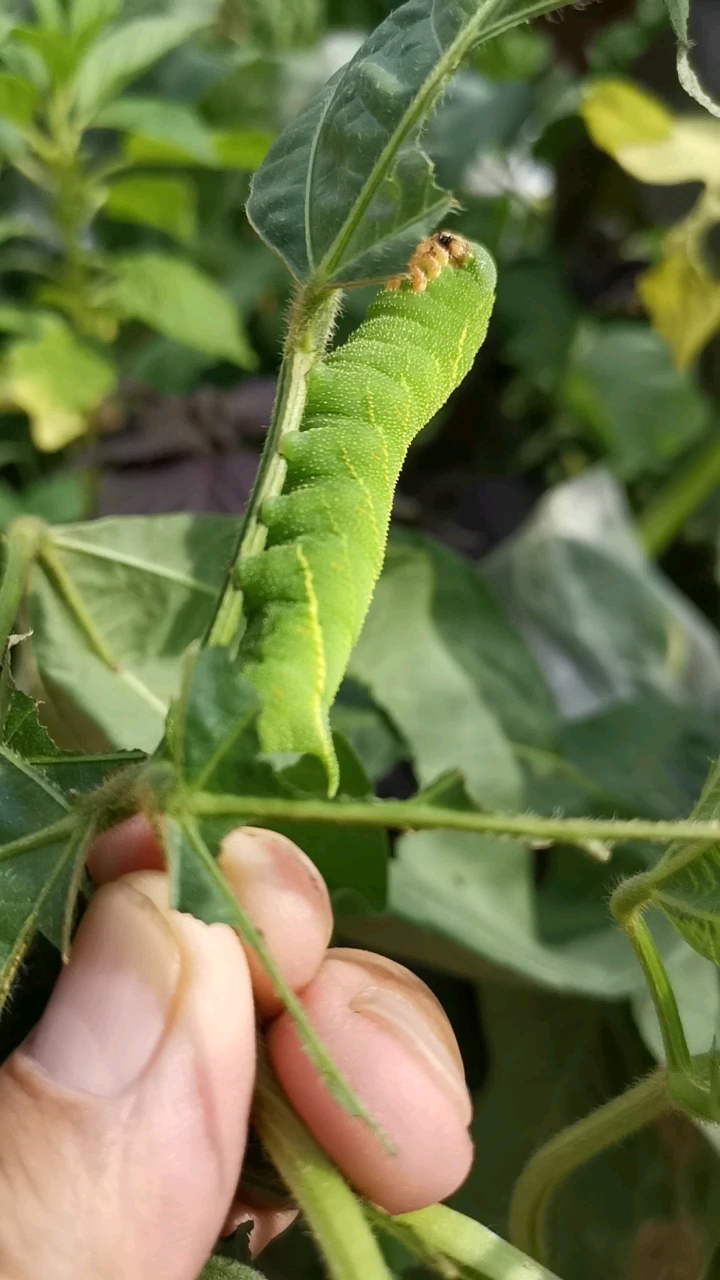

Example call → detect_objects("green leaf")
167 649 388 910
95 97 214 163
661 0 720 117
197 1260 264 1280
104 176 197 243
349 537 523 812
211 129 272 170
70 13 213 123
28 514 239 751
165 649 388 1140
562 322 711 479
0 683 142 1009
247 0 577 287
69 0 121 35
104 252 256 367
0 304 37 334
330 679 405 783
495 258 578 394
406 530 559 752
0 316 116 452
0 72 38 124
274 733 389 912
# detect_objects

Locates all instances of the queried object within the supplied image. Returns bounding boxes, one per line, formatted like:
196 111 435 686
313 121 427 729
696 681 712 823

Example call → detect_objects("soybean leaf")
104 252 256 368
274 734 388 911
104 176 197 243
402 530 559 752
348 537 523 811
0 683 142 1010
562 323 711 480
169 649 388 909
94 97 215 164
0 316 116 452
247 0 578 288
70 12 214 124
28 513 239 751
662 0 720 117
330 678 406 783
165 649 387 1137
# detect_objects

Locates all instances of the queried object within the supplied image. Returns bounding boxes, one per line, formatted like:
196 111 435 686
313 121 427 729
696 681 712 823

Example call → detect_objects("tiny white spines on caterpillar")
237 234 497 792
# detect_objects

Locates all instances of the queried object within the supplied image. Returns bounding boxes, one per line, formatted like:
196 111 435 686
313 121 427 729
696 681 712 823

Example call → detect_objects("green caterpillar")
237 235 496 793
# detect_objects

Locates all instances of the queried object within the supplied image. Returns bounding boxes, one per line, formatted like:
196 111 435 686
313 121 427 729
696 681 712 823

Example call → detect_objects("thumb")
0 872 255 1280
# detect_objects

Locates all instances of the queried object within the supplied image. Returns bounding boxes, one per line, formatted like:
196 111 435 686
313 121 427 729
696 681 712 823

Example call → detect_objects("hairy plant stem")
0 517 46 659
253 1050 393 1280
638 431 720 557
188 789 720 848
509 1068 671 1264
367 1202 563 1279
205 286 341 648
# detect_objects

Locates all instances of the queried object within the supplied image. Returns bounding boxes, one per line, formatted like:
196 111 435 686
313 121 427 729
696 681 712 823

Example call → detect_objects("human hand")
0 818 473 1279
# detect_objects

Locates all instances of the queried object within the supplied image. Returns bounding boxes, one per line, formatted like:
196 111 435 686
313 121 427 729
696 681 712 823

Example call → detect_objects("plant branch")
188 790 720 848
253 1050 394 1280
638 430 720 557
509 1068 671 1264
205 286 341 649
611 881 692 1074
367 1201 563 1279
0 517 46 660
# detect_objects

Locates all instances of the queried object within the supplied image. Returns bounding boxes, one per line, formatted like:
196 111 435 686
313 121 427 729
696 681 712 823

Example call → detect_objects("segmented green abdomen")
238 242 496 792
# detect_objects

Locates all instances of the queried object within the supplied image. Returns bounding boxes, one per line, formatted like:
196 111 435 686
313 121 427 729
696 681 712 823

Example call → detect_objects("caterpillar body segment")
237 237 497 793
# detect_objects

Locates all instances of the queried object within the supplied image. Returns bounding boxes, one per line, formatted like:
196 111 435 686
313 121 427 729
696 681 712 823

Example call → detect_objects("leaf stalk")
252 1050 394 1280
188 790 720 848
509 1068 671 1264
0 517 47 660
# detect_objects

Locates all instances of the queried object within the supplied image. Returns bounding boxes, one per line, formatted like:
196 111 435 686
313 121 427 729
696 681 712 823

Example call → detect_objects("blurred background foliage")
4 0 720 1277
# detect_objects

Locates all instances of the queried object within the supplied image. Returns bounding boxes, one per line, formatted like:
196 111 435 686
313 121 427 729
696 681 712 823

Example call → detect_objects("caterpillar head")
385 231 471 294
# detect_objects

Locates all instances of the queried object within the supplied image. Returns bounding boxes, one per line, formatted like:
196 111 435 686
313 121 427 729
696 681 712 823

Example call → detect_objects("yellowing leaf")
619 119 720 187
0 318 115 451
639 252 720 370
581 78 672 152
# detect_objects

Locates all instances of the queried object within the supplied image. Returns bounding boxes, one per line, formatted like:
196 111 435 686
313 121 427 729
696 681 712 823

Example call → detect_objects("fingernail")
339 951 472 1125
28 878 182 1097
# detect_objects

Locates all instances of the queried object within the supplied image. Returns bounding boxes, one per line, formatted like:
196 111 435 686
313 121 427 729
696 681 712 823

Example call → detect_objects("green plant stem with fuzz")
509 1068 671 1264
253 1050 394 1280
205 286 341 648
367 1201 564 1279
187 789 720 849
638 430 720 556
0 517 46 659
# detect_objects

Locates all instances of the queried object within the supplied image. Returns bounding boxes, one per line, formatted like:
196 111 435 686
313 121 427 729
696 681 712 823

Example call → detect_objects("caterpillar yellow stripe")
237 235 497 793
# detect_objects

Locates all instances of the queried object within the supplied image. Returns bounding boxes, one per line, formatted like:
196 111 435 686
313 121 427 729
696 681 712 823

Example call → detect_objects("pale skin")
0 816 473 1279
